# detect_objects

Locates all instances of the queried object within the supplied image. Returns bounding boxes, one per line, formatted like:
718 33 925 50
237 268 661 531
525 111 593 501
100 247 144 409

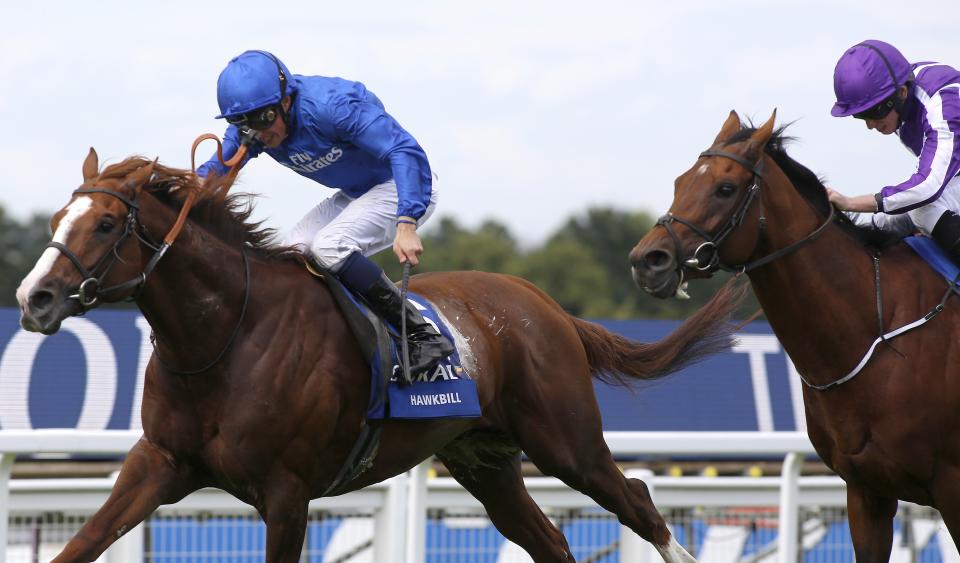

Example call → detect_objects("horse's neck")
746 167 879 384
134 196 250 367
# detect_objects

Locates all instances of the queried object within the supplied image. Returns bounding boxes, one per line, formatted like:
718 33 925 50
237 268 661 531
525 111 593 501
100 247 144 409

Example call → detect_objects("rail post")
778 452 803 563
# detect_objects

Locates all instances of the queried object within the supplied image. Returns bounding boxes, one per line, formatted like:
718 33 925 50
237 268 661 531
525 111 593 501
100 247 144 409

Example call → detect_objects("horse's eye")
97 221 115 233
715 183 737 198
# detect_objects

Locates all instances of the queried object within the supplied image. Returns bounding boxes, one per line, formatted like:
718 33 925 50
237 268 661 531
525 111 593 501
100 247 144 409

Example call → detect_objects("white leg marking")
656 534 698 563
16 197 93 308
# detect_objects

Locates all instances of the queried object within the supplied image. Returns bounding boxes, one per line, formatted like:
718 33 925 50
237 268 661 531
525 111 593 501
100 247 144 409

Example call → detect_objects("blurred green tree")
0 208 51 307
372 208 759 320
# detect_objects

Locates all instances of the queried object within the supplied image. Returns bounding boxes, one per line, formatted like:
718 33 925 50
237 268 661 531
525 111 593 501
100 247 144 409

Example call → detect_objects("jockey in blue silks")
198 50 453 377
827 40 960 261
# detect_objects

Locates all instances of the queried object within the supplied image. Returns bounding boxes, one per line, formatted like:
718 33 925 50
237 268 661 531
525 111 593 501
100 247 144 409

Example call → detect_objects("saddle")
904 235 960 282
304 263 480 494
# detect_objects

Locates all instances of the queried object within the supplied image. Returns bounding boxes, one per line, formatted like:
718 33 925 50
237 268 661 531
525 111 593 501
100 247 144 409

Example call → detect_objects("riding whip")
400 261 413 385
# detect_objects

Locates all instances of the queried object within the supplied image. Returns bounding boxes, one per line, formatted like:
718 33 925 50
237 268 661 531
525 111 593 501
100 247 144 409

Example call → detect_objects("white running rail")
0 430 819 563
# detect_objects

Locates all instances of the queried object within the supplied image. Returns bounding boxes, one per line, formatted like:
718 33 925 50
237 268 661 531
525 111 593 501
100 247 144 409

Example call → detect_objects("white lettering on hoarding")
731 335 779 432
0 318 117 430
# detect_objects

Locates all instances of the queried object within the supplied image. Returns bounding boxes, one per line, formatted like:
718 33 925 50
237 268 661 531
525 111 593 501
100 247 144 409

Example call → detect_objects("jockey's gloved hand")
237 126 265 151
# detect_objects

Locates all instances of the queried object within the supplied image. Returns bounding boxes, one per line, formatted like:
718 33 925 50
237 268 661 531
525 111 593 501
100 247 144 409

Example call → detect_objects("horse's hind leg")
525 439 693 563
508 386 693 562
437 448 575 562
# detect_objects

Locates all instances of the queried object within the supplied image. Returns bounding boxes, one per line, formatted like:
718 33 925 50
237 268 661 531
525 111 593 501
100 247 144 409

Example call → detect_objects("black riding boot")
358 273 455 378
932 211 960 263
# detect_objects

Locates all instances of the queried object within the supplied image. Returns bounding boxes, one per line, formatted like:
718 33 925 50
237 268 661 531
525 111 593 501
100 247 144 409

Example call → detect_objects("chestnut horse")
17 150 743 563
630 110 960 561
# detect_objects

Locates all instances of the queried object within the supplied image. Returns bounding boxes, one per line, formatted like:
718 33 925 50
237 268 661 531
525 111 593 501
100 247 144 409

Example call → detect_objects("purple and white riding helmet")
831 40 912 118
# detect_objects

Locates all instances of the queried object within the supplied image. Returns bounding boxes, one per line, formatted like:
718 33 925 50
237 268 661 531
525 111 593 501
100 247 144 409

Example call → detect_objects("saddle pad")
367 292 482 420
904 236 960 283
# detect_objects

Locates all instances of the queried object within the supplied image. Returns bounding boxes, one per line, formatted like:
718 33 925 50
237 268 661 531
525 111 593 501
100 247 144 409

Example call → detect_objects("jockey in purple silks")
198 50 453 377
827 40 960 261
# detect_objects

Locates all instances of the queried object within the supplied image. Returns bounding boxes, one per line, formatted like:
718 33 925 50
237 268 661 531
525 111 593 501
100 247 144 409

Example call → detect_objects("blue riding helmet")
215 50 295 120
831 40 912 117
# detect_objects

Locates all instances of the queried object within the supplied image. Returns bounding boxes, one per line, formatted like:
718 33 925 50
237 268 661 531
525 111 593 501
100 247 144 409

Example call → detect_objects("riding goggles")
226 105 279 130
852 94 897 120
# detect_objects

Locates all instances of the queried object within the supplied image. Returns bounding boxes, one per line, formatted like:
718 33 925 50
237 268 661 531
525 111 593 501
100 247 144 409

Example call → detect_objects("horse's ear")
82 148 99 182
125 160 157 189
745 109 777 158
713 110 741 145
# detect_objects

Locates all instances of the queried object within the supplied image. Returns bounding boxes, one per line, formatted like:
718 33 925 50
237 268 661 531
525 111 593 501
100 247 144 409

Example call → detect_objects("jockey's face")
864 110 900 135
862 86 908 136
254 96 292 148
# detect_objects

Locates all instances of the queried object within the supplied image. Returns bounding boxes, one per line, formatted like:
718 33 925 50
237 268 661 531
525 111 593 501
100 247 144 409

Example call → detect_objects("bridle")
48 137 250 374
50 134 247 310
655 148 834 283
47 187 166 309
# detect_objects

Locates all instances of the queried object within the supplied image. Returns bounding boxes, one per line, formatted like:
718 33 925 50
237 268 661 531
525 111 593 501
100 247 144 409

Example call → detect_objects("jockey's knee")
310 244 360 273
933 211 960 259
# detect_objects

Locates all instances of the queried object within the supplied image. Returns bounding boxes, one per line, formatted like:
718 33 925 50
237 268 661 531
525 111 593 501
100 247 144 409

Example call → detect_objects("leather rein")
656 149 834 286
48 137 249 375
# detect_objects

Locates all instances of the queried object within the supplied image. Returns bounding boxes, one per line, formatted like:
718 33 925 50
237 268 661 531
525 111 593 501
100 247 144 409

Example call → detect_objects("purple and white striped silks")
880 62 960 214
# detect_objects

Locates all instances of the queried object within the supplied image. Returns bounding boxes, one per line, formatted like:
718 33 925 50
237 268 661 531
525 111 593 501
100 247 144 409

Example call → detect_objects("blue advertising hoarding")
0 309 805 433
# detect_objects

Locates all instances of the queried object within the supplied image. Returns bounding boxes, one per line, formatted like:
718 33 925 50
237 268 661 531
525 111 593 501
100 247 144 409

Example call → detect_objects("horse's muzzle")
629 245 682 299
19 284 80 335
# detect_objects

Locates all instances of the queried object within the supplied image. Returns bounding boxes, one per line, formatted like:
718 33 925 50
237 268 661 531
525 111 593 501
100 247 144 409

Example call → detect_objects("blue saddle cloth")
369 293 482 420
335 288 481 421
903 235 960 282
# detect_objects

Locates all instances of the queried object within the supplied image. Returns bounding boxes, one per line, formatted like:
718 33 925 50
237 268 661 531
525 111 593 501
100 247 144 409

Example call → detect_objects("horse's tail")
572 279 746 386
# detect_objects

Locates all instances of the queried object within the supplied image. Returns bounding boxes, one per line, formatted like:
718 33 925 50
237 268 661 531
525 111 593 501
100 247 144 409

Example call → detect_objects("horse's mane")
97 157 301 261
723 125 900 250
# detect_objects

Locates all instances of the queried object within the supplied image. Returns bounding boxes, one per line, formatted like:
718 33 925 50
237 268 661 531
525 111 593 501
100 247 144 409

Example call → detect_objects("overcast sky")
2 0 957 245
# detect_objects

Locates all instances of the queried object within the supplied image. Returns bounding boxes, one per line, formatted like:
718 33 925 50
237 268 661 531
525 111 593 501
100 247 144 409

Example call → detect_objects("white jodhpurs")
282 178 439 271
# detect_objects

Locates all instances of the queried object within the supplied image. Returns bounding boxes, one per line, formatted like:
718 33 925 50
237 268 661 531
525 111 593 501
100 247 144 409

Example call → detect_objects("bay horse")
630 110 960 561
16 149 744 563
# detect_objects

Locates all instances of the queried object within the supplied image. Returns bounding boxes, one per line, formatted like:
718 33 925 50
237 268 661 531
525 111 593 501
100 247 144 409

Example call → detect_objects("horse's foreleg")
261 484 309 563
930 468 960 549
51 437 197 563
846 484 897 563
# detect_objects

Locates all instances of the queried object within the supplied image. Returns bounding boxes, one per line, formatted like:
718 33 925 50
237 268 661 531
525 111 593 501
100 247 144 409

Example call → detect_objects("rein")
798 257 959 391
656 149 835 282
670 150 953 392
152 247 252 376
48 134 250 374
49 137 246 309
147 134 251 375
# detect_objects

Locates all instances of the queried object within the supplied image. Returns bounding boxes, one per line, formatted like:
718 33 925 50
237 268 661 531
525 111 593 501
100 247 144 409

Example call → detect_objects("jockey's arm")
826 188 880 213
330 99 433 223
876 95 960 214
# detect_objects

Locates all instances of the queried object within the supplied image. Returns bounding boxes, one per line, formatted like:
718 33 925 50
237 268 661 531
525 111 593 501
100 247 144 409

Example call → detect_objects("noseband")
47 188 166 308
656 149 834 280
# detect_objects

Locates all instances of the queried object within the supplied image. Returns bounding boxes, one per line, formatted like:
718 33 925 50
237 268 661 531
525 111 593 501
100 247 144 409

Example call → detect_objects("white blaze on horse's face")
695 164 710 176
15 196 93 310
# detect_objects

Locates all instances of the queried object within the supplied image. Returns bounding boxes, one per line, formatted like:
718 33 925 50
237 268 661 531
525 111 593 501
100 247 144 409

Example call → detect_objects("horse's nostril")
644 250 674 270
29 289 54 311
